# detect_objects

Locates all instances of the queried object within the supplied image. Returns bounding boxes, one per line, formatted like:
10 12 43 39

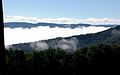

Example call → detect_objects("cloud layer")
4 26 110 46
4 16 120 25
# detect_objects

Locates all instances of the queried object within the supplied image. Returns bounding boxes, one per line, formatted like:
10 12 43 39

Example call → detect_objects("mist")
4 26 110 46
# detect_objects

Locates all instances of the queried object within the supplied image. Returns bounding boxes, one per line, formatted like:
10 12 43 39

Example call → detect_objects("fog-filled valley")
4 22 111 46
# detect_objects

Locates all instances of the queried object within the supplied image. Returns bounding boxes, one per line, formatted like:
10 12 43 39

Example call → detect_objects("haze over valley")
4 22 111 46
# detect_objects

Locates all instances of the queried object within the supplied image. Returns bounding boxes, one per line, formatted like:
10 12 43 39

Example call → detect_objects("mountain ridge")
4 22 117 29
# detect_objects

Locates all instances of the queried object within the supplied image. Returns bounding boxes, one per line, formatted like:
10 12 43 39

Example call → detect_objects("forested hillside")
6 44 120 75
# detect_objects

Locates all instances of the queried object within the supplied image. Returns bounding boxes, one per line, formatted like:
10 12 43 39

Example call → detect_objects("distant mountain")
7 26 120 52
4 22 116 29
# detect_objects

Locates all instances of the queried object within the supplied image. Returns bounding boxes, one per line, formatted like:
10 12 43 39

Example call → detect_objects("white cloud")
4 16 40 23
30 42 49 50
4 16 120 24
79 18 120 25
4 26 110 46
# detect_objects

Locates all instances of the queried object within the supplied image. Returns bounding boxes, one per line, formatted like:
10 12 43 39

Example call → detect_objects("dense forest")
5 43 120 75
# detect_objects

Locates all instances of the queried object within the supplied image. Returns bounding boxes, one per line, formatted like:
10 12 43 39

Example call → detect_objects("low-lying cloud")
4 26 110 46
30 42 49 50
4 16 120 25
54 38 79 52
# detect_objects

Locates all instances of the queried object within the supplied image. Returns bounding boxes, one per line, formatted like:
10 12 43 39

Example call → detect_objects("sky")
3 0 120 19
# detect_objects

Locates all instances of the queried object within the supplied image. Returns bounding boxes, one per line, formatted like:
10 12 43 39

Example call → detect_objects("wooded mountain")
4 22 115 28
8 26 120 52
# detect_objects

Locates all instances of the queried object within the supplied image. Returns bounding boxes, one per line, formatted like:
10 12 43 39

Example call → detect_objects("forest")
5 43 120 75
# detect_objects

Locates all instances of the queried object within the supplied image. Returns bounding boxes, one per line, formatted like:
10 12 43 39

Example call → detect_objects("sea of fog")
4 26 110 46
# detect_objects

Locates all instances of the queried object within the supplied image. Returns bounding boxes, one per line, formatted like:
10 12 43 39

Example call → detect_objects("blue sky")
3 0 120 19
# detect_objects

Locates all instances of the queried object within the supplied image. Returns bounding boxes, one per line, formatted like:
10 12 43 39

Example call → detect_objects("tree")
0 0 6 74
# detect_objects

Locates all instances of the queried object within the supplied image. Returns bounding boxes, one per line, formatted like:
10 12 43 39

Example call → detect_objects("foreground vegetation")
5 44 120 75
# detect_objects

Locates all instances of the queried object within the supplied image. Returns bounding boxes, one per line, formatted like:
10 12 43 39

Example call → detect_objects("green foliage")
5 44 120 74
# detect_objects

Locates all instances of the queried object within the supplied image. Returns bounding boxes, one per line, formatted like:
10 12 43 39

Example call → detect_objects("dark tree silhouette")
5 44 120 74
0 0 6 74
